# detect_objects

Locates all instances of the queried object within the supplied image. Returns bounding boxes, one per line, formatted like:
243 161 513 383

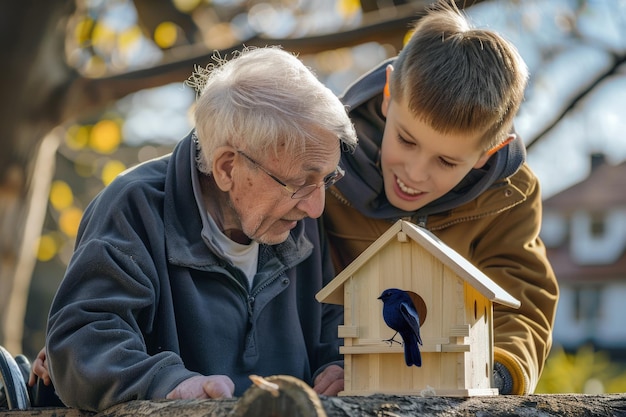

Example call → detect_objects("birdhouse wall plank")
441 271 466 340
342 277 355 360
337 325 358 338
341 340 472 355
462 284 494 390
398 235 415 289
407 242 441 340
348 352 379 392
343 351 494 395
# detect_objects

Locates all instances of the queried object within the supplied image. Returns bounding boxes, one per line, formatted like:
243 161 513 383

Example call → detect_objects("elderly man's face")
228 132 341 245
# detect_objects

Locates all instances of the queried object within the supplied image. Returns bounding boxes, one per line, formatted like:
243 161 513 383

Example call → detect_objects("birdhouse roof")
316 220 520 309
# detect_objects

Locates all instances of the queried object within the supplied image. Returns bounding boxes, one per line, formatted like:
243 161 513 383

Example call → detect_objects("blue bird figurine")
378 288 423 367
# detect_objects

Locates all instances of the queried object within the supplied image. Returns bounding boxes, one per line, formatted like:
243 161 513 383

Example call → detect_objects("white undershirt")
204 212 259 289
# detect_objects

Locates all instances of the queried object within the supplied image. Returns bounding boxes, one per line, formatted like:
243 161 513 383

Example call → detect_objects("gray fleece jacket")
46 132 342 411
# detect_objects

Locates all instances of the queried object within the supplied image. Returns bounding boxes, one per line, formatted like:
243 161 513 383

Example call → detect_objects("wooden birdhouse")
316 220 520 397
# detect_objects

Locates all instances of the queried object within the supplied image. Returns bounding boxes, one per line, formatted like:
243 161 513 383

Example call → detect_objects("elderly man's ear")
211 147 236 192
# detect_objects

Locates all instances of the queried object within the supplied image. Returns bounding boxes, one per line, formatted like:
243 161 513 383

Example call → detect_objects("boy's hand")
312 364 344 396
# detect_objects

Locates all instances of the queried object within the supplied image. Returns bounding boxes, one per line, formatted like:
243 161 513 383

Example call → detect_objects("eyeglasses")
237 150 345 199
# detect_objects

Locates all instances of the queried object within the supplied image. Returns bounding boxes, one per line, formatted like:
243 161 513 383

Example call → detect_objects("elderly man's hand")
166 375 235 399
312 364 344 396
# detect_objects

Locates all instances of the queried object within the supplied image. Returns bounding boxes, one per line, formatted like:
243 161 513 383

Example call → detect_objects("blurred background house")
542 154 626 360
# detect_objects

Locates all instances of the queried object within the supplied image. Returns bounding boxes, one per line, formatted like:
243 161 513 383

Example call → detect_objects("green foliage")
536 344 626 394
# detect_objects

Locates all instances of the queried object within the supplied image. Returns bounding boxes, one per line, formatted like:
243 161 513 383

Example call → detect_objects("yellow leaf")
74 16 95 45
172 0 202 14
154 22 178 49
50 180 74 211
36 235 58 262
101 160 127 186
59 207 84 238
92 21 116 52
404 29 415 47
90 120 121 154
337 0 361 17
65 125 90 150
119 26 142 50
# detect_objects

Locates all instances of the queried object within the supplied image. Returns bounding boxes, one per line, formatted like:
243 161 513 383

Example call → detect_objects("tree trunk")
0 0 77 355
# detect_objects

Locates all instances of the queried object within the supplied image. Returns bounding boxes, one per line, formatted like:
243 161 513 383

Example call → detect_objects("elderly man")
42 46 357 412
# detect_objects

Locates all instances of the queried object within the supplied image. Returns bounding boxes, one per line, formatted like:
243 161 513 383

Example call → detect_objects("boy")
323 0 558 395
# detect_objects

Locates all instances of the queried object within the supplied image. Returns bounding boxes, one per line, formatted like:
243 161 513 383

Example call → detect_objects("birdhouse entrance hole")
406 290 427 327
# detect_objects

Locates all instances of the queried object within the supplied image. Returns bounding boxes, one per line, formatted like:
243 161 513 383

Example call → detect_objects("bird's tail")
401 331 422 367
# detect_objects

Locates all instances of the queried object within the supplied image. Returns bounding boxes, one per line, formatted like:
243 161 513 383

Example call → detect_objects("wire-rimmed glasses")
237 150 344 199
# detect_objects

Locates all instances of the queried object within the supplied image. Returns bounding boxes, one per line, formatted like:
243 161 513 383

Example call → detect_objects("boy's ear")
474 134 516 168
212 146 236 192
381 64 394 117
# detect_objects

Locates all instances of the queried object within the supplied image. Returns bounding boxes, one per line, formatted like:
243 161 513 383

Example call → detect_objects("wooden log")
2 394 626 417
230 375 327 417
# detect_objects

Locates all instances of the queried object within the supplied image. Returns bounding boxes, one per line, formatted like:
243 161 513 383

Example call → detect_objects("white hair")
187 46 357 174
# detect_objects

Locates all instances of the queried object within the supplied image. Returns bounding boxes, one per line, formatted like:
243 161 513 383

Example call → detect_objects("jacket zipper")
329 187 351 206
247 271 283 313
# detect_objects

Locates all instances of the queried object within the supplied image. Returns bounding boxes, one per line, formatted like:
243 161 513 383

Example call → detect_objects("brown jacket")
323 162 559 394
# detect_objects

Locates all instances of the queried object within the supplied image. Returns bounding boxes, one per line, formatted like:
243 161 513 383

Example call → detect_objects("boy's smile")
395 176 426 200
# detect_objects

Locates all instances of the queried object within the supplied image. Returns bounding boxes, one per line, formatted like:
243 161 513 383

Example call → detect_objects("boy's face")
380 94 491 212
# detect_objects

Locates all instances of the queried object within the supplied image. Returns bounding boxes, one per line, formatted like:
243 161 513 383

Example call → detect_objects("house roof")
546 246 626 285
543 159 626 212
316 220 520 309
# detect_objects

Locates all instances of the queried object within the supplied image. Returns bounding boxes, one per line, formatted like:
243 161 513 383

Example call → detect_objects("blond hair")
390 0 528 151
